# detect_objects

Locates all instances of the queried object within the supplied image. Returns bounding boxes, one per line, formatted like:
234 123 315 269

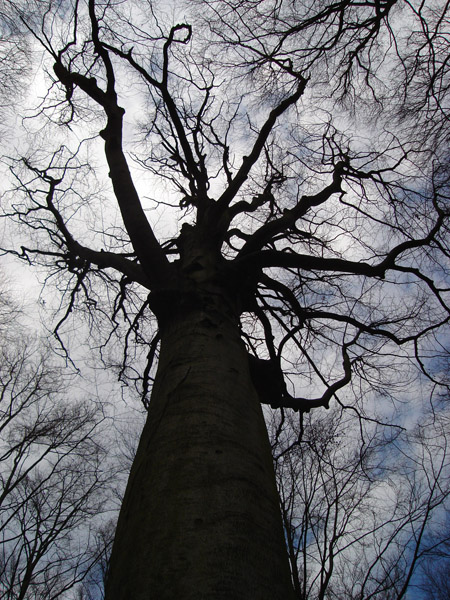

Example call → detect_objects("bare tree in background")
0 281 115 599
269 405 450 599
0 0 32 134
419 543 450 600
1 1 449 598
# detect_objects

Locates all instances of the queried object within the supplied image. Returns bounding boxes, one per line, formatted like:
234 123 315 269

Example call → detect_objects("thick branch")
237 249 381 277
102 26 208 207
238 213 447 279
71 245 151 288
22 163 152 289
216 78 308 212
261 344 352 412
237 163 345 257
52 60 171 288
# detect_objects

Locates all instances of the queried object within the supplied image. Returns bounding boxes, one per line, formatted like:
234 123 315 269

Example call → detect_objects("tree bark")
105 305 295 599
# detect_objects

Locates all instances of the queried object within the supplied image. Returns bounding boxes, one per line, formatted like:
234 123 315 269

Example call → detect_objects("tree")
1 0 450 598
0 278 115 599
269 405 450 599
419 538 450 600
0 0 33 140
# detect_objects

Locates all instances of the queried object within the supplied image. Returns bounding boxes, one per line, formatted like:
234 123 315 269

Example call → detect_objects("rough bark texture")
105 305 295 599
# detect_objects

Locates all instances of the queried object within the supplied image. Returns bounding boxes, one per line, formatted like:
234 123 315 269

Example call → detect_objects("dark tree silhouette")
1 1 450 598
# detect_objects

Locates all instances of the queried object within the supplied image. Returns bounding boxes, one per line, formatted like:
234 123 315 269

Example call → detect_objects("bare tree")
0 281 115 600
0 0 33 136
419 550 450 600
1 1 449 598
269 405 450 599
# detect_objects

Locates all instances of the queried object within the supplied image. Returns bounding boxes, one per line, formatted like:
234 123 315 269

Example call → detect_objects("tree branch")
53 57 171 288
237 162 346 257
216 78 308 213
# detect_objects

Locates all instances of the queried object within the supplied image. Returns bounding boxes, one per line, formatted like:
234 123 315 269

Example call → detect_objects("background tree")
0 277 116 600
1 0 450 598
269 406 450 599
418 534 450 600
0 0 33 140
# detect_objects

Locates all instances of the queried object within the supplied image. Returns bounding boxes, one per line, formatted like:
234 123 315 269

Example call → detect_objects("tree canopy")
2 0 448 412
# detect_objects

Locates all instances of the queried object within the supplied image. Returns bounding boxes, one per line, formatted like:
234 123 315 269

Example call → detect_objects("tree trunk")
105 304 295 599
